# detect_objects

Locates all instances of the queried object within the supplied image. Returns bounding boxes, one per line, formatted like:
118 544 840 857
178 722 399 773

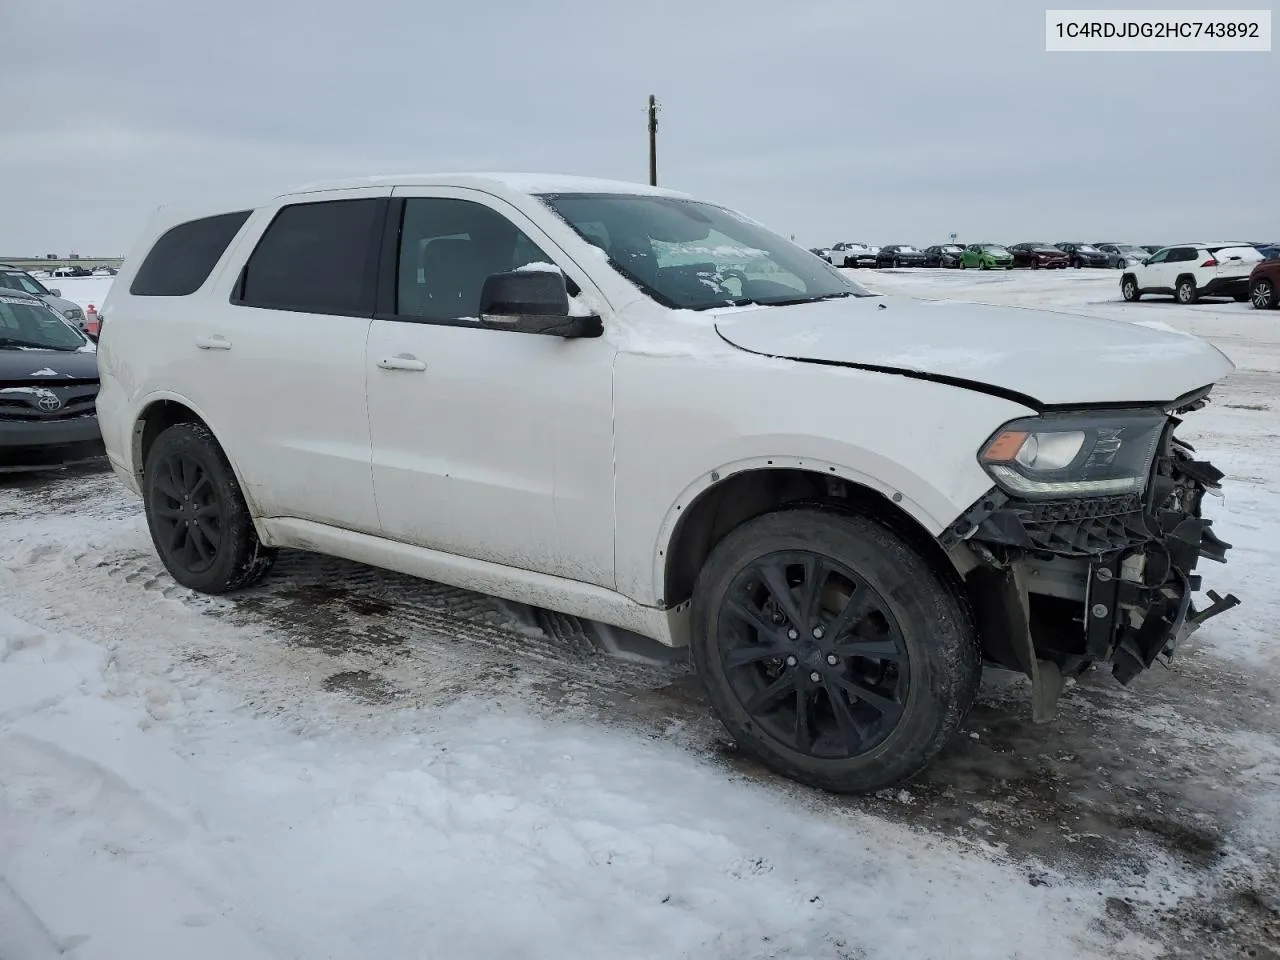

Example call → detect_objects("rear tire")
1252 278 1277 309
1121 275 1141 302
1176 276 1198 305
143 422 276 594
690 509 980 793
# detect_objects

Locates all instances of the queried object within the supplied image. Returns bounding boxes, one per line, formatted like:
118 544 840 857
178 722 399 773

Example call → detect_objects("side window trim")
375 193 584 328
230 196 389 318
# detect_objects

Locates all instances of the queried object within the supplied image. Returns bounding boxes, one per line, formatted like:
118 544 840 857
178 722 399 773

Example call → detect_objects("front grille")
0 384 99 422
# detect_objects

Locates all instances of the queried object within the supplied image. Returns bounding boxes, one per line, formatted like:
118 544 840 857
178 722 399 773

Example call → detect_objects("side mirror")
48 288 62 297
478 269 603 339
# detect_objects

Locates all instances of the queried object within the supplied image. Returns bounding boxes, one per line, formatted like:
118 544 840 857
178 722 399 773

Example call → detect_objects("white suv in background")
1121 242 1263 304
825 241 878 268
97 174 1239 793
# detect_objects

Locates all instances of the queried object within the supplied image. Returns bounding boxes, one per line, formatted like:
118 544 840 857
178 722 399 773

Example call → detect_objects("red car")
1250 258 1279 310
1008 243 1070 269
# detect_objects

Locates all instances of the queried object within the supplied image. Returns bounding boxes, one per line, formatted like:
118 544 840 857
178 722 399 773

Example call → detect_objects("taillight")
1201 258 1218 267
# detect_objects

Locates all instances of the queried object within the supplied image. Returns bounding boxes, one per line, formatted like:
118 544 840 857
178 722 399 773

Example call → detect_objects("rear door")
193 189 389 532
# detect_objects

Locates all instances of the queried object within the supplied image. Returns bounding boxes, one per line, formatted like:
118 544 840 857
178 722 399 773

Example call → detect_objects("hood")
0 348 99 382
43 294 83 314
713 295 1235 408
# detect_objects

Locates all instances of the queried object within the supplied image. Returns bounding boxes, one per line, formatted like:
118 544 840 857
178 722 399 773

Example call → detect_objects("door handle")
377 354 427 372
195 335 231 350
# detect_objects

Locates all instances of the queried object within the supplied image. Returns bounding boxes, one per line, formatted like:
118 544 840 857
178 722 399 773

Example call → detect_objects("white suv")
825 242 877 268
97 174 1240 792
1121 242 1263 304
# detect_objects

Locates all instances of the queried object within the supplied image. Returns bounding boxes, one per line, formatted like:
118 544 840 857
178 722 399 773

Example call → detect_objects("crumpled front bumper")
945 410 1240 692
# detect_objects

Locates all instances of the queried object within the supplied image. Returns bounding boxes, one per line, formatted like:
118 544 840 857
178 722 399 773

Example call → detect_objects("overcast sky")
2 0 1274 255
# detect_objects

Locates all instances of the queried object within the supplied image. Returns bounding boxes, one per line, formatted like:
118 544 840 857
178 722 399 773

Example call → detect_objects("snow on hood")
713 295 1235 408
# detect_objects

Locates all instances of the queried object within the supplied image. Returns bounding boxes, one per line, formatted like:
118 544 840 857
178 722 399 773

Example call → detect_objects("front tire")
1121 275 1141 301
143 422 276 594
690 509 980 793
1252 278 1277 309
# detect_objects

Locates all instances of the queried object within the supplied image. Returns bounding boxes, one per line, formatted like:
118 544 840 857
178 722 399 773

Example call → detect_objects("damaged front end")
944 389 1240 720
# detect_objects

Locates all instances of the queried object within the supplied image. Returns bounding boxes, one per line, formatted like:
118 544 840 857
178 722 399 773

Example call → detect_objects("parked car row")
816 239 1279 281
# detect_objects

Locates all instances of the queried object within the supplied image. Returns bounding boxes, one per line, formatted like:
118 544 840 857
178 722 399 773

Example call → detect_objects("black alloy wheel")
691 509 980 793
143 422 277 593
150 449 223 574
715 549 909 760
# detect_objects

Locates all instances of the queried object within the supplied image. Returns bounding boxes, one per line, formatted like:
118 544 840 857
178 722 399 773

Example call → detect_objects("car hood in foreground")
0 348 99 381
40 294 83 314
713 295 1234 408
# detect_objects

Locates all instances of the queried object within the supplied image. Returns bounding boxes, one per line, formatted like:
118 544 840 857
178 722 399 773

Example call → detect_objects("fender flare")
129 390 266 519
649 454 950 605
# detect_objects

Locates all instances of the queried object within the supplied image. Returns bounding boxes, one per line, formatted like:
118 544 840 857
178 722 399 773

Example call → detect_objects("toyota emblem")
35 390 62 412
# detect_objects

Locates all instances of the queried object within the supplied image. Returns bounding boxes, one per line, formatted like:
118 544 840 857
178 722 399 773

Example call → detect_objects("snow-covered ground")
2 269 1278 959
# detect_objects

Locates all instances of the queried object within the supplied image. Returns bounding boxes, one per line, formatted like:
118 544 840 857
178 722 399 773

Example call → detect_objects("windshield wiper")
0 336 75 351
756 291 859 307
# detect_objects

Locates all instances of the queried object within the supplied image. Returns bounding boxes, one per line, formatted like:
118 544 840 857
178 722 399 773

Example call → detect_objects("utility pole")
647 94 659 186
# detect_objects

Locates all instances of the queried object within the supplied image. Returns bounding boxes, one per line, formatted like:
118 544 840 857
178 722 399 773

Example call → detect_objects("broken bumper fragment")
949 417 1240 694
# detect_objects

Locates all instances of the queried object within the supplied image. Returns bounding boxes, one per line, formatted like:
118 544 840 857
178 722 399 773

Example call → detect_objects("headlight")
64 308 83 319
978 412 1166 499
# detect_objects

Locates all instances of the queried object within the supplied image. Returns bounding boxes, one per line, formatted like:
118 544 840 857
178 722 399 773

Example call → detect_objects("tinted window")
238 199 383 315
1167 247 1196 263
395 198 561 321
129 211 251 296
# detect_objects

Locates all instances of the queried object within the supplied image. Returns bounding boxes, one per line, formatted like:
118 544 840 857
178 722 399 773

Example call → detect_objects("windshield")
982 245 1010 254
1077 244 1100 253
0 296 86 350
538 193 874 310
896 246 918 252
0 270 51 297
1115 245 1144 254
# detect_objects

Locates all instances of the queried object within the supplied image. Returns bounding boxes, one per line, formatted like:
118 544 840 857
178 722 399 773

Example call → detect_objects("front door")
1135 247 1173 292
365 189 618 587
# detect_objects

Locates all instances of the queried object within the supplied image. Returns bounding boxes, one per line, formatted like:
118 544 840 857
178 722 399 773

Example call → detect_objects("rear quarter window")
129 211 252 296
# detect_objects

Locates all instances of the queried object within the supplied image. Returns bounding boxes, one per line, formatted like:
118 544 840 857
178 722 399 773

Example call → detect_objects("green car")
960 243 1015 270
